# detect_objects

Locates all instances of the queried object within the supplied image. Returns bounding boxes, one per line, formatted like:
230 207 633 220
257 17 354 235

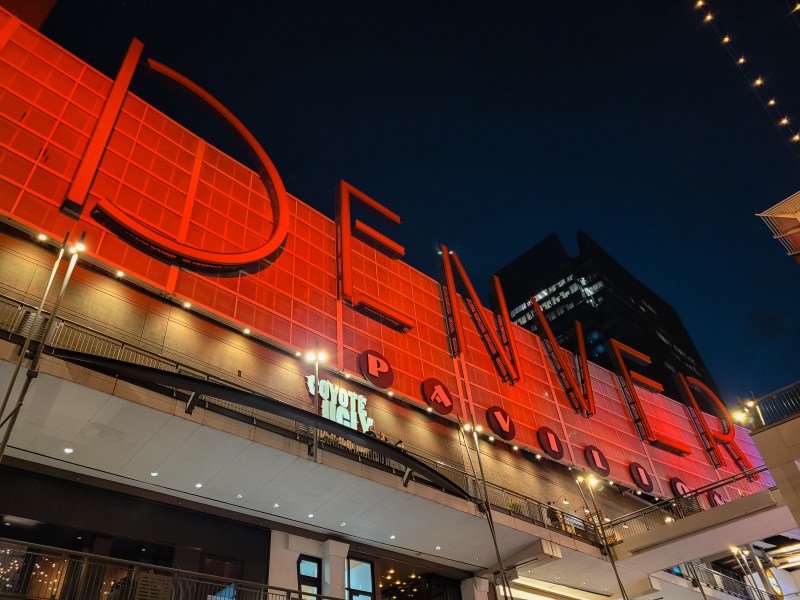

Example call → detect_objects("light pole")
0 232 85 463
305 347 326 462
577 475 629 600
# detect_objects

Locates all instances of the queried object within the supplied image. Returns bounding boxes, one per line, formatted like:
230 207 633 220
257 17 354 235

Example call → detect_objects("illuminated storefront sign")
305 376 374 433
0 9 767 499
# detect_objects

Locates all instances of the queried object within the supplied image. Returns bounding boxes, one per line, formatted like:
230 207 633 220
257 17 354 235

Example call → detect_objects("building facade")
0 9 797 600
497 232 718 404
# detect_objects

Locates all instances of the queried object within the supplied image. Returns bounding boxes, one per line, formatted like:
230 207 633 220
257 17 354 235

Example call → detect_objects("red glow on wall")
0 7 771 499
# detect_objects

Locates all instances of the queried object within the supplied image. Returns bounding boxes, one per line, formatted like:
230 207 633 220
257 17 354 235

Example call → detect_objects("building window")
298 556 322 597
346 558 374 600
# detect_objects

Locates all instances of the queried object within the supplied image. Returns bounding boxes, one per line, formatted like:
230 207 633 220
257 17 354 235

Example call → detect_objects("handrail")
0 536 342 600
0 290 771 551
609 465 770 527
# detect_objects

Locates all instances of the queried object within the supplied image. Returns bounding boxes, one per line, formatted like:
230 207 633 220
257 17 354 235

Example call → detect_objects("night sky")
38 0 800 404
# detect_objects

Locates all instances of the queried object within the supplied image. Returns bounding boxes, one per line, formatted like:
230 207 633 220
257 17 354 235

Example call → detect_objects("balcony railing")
0 536 338 600
671 562 777 600
748 381 800 430
607 465 771 543
0 292 774 552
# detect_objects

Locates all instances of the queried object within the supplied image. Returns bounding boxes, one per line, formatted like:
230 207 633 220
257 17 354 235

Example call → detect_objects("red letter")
336 181 413 332
88 56 290 272
529 297 595 417
609 339 692 456
440 247 519 383
678 373 757 478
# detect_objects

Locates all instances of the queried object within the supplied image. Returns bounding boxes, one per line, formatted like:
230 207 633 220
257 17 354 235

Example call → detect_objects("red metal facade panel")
0 8 771 499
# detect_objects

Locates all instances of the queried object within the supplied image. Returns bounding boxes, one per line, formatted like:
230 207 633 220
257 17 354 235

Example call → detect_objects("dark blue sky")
41 0 800 403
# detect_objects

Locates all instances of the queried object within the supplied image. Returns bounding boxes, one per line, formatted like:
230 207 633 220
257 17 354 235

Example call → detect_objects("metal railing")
1 291 773 552
607 465 771 542
749 381 800 430
0 537 339 600
671 563 777 600
317 432 602 546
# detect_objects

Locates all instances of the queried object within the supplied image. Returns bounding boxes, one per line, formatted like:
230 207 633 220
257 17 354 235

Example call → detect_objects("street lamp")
305 347 327 462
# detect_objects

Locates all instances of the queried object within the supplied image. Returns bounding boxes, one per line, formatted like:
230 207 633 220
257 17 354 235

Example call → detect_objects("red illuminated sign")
486 406 516 441
421 378 455 416
629 462 654 493
358 350 394 389
584 445 610 477
669 477 690 497
537 427 565 461
0 9 769 500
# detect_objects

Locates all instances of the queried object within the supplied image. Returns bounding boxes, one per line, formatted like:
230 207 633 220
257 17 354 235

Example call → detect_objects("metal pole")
0 232 84 463
0 233 69 425
747 544 776 600
580 477 630 600
685 562 711 600
312 343 320 462
469 428 514 600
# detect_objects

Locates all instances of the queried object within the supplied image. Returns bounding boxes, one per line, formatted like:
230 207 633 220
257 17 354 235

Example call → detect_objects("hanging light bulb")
780 117 790 126
722 35 730 44
768 98 777 106
704 13 714 22
792 134 800 142
737 56 746 65
754 77 764 87
695 0 705 7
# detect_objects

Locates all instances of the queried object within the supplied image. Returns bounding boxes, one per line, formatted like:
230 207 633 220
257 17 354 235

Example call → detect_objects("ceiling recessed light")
3 522 9 526
243 328 250 335
435 545 441 551
387 391 394 396
535 454 542 459
426 407 433 413
488 435 495 442
295 351 302 357
236 494 243 499
77 536 82 540
116 270 124 278
63 448 74 454
390 534 396 540
195 483 203 488
512 445 519 451
273 503 280 508
150 472 158 477
341 522 346 527
308 513 314 518
345 373 351 379
37 233 47 241
141 548 147 552
183 301 191 309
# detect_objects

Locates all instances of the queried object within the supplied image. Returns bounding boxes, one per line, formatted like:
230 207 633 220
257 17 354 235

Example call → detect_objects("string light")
692 2 800 161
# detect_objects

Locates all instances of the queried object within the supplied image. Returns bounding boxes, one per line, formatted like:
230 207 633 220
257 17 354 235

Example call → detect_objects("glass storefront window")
346 558 374 600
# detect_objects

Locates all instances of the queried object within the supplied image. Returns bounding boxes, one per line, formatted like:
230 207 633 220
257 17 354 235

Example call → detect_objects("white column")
323 539 350 599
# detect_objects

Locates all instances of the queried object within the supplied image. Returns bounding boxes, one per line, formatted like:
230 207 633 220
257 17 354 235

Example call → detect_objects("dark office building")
496 232 718 404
